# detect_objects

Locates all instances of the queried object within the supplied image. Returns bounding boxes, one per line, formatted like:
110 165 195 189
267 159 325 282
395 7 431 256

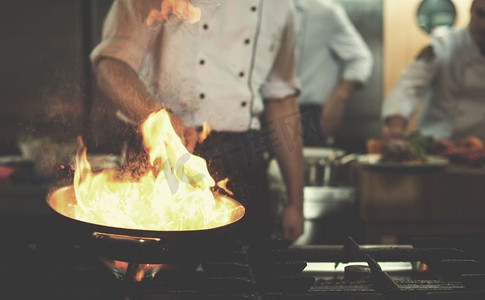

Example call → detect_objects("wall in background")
0 0 84 154
0 0 125 155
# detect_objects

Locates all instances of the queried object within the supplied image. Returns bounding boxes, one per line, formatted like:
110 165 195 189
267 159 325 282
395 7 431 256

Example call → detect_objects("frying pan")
46 185 245 263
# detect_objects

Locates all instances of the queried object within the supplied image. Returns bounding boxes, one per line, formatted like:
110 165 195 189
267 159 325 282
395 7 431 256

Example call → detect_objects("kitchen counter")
351 162 485 243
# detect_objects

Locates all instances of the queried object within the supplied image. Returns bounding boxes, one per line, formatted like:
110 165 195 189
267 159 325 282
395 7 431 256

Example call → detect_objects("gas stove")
2 216 485 300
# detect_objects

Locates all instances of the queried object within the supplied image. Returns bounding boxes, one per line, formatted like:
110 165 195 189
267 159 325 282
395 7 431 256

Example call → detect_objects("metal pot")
303 147 356 186
295 186 356 246
46 186 245 263
301 186 356 220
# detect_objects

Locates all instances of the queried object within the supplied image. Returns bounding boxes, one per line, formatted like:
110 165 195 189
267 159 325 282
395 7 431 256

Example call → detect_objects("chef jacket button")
241 101 247 107
244 38 250 45
251 6 257 12
239 72 245 77
203 23 209 30
200 93 205 99
200 59 205 65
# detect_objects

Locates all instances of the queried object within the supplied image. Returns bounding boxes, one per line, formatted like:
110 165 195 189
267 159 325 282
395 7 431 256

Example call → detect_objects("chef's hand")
282 203 304 241
382 115 406 140
168 112 197 153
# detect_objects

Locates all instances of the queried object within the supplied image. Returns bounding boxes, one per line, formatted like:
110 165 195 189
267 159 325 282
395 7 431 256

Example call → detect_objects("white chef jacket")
294 0 373 106
382 27 485 141
91 0 300 132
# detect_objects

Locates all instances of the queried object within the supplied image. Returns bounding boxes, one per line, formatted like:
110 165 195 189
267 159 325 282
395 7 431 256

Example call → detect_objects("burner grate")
3 217 485 300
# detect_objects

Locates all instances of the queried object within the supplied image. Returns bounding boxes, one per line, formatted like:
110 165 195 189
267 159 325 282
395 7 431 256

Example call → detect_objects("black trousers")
299 104 327 147
194 131 272 241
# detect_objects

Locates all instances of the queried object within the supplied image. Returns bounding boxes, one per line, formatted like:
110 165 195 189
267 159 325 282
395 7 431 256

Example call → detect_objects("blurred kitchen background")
2 0 484 245
1 0 474 155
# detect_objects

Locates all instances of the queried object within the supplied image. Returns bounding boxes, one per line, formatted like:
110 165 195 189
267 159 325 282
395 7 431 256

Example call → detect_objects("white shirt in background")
91 0 300 132
382 27 485 141
294 0 373 106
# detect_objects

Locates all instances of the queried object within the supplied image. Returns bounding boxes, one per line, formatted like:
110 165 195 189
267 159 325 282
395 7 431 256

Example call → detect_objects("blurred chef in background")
382 0 485 141
294 0 373 147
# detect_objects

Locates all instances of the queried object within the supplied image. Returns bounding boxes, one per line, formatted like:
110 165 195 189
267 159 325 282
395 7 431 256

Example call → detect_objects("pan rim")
46 185 245 236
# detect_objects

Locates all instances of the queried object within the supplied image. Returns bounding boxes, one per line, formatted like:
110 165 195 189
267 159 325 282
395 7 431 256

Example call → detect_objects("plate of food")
360 136 449 169
357 153 449 168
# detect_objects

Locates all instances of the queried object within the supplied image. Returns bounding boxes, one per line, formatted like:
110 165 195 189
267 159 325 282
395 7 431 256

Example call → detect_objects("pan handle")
92 231 167 247
90 231 172 264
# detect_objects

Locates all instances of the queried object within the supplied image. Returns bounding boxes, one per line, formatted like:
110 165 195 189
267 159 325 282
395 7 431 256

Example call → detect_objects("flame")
146 0 201 26
100 258 163 282
197 122 212 143
100 258 198 282
72 109 244 231
417 262 428 272
217 178 234 196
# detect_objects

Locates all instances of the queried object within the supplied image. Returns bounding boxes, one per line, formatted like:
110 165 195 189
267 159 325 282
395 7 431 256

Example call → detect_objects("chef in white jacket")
91 0 304 241
382 0 485 141
294 0 373 146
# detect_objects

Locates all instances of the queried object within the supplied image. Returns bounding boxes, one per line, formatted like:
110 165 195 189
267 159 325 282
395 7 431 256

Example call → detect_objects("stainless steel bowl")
302 186 356 220
295 186 356 245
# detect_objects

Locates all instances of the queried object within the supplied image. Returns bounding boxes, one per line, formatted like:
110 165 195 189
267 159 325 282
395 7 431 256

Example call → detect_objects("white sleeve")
261 6 301 101
328 3 373 84
381 51 438 120
90 0 160 72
